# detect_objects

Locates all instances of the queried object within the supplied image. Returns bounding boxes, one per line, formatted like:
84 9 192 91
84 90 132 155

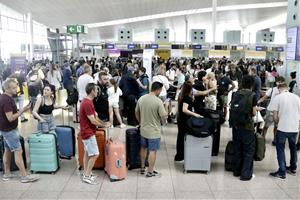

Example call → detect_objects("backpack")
66 88 79 105
186 117 214 138
229 90 254 127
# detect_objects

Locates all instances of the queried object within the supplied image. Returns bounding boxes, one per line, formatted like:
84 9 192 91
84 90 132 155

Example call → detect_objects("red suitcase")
105 137 126 182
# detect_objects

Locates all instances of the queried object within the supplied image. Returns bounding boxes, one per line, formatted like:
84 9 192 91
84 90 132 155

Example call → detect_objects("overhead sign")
193 44 202 49
106 44 115 49
151 44 159 49
128 44 136 49
67 25 86 34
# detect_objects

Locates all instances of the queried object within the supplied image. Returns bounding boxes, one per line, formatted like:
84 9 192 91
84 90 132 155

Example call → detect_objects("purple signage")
10 55 27 75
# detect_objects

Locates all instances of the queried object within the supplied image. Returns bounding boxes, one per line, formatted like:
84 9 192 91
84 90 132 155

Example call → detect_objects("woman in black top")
33 84 65 132
174 81 202 162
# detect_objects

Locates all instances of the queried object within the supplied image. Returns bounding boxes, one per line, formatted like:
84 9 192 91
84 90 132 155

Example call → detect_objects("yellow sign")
208 50 230 58
155 49 171 60
182 50 193 57
245 50 266 59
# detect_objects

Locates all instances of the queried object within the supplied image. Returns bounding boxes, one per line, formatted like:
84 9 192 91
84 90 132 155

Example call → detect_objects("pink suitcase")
105 137 126 182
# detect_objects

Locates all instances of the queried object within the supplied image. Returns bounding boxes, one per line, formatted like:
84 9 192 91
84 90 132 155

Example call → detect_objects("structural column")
27 13 34 61
185 15 188 44
212 0 217 44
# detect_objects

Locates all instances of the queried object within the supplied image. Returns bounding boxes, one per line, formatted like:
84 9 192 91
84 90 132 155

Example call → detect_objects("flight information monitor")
286 26 298 60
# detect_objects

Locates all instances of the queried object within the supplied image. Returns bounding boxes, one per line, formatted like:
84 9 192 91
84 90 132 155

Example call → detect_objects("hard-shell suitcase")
0 135 27 171
105 137 126 182
28 132 59 173
184 135 212 173
225 141 236 171
56 126 75 159
77 129 105 169
56 109 76 159
126 128 141 170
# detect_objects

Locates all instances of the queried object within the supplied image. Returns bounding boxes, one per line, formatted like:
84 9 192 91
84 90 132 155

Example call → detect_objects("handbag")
254 133 266 161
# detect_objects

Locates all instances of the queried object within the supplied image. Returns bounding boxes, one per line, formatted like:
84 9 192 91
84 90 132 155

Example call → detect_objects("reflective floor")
1 91 299 200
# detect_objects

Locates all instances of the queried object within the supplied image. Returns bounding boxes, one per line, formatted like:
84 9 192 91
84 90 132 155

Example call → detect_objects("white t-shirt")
77 74 94 101
107 86 123 104
268 91 300 133
266 87 280 110
152 75 170 97
166 69 176 81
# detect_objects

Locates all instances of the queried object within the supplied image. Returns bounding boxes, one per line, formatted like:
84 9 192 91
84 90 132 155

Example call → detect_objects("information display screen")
286 27 298 60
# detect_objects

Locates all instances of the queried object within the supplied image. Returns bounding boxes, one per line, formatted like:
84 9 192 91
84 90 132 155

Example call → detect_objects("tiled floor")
1 103 300 199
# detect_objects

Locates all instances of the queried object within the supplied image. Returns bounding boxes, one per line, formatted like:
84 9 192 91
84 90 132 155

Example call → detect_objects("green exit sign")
67 25 86 34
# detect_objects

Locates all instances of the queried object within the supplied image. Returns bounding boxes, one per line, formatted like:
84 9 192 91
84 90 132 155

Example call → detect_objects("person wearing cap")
268 80 300 179
258 76 285 146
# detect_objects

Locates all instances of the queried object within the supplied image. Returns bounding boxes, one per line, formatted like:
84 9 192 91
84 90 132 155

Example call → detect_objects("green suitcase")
28 131 59 173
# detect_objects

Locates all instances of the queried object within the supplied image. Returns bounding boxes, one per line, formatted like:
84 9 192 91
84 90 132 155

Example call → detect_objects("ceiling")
0 0 289 43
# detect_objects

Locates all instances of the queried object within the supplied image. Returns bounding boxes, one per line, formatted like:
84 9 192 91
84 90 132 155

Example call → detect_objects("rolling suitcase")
77 129 105 169
126 128 141 170
105 130 126 182
184 134 213 173
56 109 76 159
204 109 221 156
225 141 236 171
28 131 59 173
0 135 27 172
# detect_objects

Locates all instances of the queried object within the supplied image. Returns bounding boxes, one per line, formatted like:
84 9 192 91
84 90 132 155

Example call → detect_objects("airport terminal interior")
0 0 300 199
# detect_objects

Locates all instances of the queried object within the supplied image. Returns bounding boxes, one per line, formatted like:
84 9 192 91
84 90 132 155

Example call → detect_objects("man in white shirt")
77 64 94 102
268 81 300 179
257 76 285 145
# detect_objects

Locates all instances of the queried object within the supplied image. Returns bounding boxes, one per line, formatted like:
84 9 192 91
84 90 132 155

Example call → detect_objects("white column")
185 15 188 44
27 13 34 61
212 0 217 44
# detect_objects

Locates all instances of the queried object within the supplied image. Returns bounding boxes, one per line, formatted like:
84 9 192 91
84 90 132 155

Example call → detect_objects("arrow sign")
67 25 85 34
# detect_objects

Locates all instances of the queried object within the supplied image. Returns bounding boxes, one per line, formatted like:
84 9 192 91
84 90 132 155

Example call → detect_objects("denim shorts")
37 114 56 133
82 135 99 156
140 136 161 151
0 129 21 152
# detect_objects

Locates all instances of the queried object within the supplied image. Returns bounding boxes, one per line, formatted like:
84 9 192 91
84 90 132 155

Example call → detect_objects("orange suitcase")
77 129 105 169
105 137 126 181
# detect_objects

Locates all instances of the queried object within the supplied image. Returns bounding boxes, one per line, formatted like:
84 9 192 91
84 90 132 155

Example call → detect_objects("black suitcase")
0 135 27 172
126 128 141 170
204 109 221 156
225 141 236 172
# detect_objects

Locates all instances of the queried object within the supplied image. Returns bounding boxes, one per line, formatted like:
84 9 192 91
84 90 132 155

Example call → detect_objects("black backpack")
66 88 79 105
229 90 254 127
186 117 214 138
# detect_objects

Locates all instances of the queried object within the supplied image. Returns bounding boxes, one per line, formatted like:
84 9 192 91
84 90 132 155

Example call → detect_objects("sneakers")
2 173 18 181
286 167 296 176
81 173 98 180
140 167 146 175
120 124 126 128
146 171 162 178
269 171 286 180
82 175 99 185
20 174 39 183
